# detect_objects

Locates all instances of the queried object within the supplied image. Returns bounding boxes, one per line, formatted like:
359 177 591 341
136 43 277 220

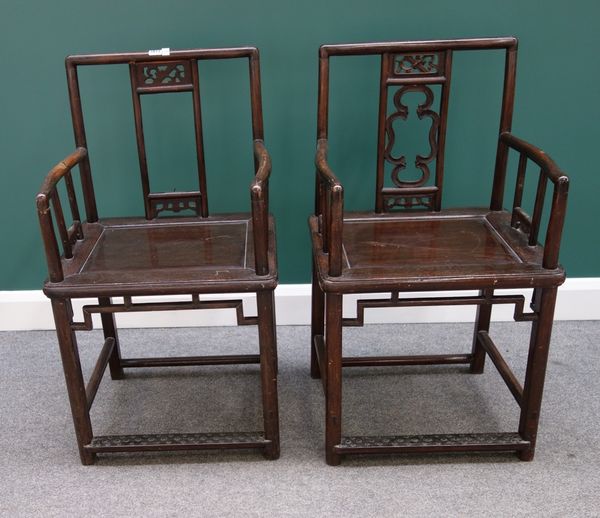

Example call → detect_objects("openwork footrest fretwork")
336 433 530 455
86 432 269 453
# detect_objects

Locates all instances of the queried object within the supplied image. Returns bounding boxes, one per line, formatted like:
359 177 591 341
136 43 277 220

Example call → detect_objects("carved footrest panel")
86 432 269 453
336 432 529 454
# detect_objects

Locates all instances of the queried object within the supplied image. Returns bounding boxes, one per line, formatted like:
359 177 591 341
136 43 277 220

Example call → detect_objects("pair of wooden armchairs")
37 38 569 465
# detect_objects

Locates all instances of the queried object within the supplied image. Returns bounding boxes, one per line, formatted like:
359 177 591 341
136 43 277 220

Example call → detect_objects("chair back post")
314 138 344 276
190 58 209 217
127 62 153 218
490 44 518 210
315 50 330 217
66 60 98 223
316 49 345 276
317 50 330 142
374 53 391 213
247 49 271 276
249 49 265 143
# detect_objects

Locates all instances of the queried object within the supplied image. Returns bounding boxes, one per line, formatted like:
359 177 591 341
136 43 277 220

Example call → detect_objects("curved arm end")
253 139 271 184
38 147 88 198
36 193 49 213
315 138 342 188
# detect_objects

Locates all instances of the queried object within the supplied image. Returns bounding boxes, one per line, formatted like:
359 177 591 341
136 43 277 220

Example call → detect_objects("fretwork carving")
343 292 537 327
133 60 193 90
392 53 441 75
71 297 258 331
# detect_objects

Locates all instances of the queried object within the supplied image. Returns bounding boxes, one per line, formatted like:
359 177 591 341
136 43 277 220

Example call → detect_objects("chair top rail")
320 37 517 57
67 47 258 66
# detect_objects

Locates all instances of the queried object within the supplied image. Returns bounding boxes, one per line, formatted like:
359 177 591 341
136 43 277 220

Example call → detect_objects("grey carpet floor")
1 322 599 517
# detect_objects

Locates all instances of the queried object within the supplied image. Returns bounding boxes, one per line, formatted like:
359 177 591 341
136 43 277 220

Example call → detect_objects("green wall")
1 0 598 289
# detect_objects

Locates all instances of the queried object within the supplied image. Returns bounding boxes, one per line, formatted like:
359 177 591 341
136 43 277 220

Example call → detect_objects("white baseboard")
0 278 598 331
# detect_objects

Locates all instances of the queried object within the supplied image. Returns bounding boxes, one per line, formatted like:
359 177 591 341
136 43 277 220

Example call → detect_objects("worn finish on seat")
36 47 279 464
45 215 277 297
309 38 570 465
310 209 564 292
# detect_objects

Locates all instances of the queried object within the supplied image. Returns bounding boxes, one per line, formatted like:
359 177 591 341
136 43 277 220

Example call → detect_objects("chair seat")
44 214 277 298
310 208 565 293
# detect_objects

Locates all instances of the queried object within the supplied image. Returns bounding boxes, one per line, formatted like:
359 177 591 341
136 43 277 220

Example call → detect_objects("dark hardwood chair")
36 47 279 464
309 37 570 465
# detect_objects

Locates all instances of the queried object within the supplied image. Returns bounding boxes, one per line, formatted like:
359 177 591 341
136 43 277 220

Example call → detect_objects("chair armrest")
36 147 88 207
500 132 568 186
316 139 343 189
499 132 569 269
36 148 88 282
250 139 271 276
252 139 271 187
314 139 344 276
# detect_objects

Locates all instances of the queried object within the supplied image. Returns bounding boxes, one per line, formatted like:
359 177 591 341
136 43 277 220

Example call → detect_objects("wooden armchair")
309 38 569 465
36 47 279 464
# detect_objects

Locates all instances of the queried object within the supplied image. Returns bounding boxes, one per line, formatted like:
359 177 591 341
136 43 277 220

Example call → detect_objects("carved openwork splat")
144 64 185 84
384 85 440 190
152 198 198 217
377 50 450 212
384 195 433 210
147 194 202 218
133 60 193 91
129 58 205 219
392 53 442 76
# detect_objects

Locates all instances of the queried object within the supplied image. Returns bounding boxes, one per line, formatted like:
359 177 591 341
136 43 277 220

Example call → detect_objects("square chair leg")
98 297 124 380
257 290 280 460
311 260 325 379
325 293 343 466
518 287 558 461
470 288 494 373
51 298 96 465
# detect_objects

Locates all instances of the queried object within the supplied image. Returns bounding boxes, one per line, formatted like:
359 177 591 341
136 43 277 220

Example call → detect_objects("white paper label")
148 47 171 56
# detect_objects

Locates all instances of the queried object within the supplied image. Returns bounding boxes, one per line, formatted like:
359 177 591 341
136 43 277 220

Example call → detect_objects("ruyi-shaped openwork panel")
378 51 450 212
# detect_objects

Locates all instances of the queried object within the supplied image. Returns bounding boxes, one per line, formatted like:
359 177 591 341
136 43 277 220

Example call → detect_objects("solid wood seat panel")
44 215 277 298
344 216 516 268
88 222 249 271
310 209 565 293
